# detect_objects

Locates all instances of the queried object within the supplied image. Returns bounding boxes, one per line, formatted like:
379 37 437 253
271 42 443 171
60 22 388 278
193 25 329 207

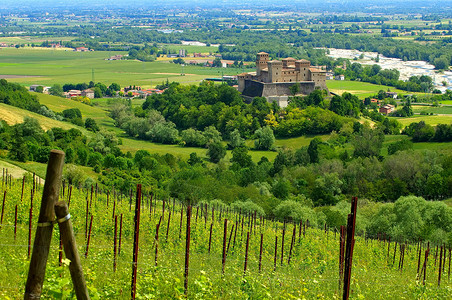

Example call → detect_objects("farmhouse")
379 104 395 114
237 52 327 106
81 89 95 99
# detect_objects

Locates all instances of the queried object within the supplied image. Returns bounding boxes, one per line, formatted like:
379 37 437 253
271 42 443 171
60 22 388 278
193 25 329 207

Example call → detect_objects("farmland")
0 48 242 88
0 177 451 299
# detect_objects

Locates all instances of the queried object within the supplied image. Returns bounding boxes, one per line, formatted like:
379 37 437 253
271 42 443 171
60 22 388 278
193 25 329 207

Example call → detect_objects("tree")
212 57 222 68
254 126 275 150
49 84 64 97
228 129 245 149
352 126 384 157
85 118 100 132
230 146 253 169
207 141 226 163
35 86 44 93
307 137 321 163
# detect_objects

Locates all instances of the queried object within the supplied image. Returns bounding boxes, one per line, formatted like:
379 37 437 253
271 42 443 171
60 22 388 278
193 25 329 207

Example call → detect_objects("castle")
238 52 327 105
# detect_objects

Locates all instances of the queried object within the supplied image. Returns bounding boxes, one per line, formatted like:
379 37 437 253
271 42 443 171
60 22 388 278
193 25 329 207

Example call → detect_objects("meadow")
0 48 243 88
326 80 412 98
0 177 451 299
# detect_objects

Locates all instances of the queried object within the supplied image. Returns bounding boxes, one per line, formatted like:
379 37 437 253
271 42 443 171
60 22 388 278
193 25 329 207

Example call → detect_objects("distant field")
439 100 452 105
412 105 452 114
163 44 218 54
391 115 452 127
326 80 409 98
0 48 244 87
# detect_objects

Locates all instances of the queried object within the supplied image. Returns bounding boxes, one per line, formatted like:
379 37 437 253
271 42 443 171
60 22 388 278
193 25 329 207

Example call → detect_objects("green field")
391 115 452 127
412 105 452 115
326 80 411 98
0 48 244 88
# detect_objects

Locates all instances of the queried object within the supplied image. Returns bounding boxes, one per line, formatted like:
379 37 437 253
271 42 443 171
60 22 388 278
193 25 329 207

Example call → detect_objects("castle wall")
241 80 316 98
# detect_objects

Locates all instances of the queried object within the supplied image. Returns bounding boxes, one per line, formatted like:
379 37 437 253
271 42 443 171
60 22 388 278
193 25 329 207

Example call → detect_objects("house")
386 92 398 99
326 72 334 80
335 74 345 81
66 90 82 98
74 47 90 52
379 104 395 114
29 85 51 93
82 89 95 99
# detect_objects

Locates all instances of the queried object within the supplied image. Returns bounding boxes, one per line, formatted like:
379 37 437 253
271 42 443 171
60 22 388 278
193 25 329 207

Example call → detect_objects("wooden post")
339 225 346 290
244 232 250 274
288 225 295 264
1 190 6 225
21 175 25 202
166 210 171 242
119 214 123 255
343 197 358 300
25 149 65 299
184 205 192 296
131 184 142 300
208 223 213 253
226 224 235 255
28 190 33 259
179 206 183 239
222 219 228 274
84 215 93 258
14 205 18 240
281 222 285 266
155 216 162 266
114 216 117 272
259 233 263 273
438 246 443 286
273 236 278 272
54 201 90 300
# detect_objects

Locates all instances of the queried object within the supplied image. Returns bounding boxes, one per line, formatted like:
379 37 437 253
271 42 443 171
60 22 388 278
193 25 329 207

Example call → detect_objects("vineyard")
1 164 452 299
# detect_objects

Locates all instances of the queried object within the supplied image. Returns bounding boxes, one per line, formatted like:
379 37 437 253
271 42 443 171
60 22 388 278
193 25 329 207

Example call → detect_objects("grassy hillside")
0 103 91 134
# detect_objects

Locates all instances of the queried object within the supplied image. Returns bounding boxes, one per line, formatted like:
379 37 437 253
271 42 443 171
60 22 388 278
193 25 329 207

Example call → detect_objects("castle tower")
268 60 283 83
256 52 269 77
295 59 311 81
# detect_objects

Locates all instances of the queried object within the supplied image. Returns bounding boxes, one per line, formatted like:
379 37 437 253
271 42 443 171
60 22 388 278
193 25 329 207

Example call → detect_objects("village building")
81 89 95 99
237 52 327 106
379 104 395 114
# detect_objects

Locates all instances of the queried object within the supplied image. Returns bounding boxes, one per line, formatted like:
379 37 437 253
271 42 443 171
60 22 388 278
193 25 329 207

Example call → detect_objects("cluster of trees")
61 81 121 98
116 83 366 144
338 62 435 92
0 79 41 112
2 115 452 244
404 121 452 142
0 117 115 166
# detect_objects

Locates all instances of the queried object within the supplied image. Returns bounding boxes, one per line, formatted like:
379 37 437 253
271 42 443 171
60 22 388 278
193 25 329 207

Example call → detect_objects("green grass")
412 105 452 115
0 48 244 87
326 80 412 98
390 115 452 127
1 179 451 299
0 103 92 135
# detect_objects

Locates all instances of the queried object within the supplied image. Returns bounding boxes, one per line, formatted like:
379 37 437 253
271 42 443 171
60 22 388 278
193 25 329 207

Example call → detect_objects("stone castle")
237 52 327 105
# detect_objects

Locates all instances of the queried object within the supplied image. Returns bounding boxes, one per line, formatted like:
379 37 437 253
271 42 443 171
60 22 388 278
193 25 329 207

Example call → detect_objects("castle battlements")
238 52 327 104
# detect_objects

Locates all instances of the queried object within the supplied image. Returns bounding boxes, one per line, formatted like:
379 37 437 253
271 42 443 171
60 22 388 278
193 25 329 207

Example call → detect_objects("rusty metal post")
131 184 142 300
184 205 192 296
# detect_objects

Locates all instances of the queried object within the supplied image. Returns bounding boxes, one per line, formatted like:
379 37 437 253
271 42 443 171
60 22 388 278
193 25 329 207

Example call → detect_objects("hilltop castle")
238 52 327 105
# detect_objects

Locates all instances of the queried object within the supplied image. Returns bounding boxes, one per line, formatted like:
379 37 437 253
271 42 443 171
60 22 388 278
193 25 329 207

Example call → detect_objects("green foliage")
254 126 275 150
206 141 226 163
352 126 384 157
273 200 318 223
